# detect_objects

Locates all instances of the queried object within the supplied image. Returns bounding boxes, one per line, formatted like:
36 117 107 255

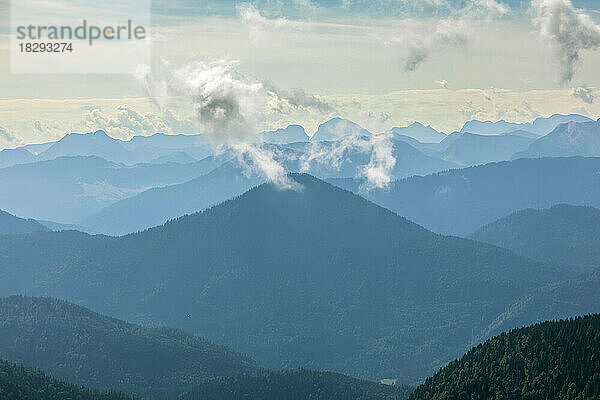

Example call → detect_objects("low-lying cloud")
136 59 331 188
264 83 334 115
359 132 396 191
0 125 23 148
300 131 396 190
571 86 595 104
80 105 196 139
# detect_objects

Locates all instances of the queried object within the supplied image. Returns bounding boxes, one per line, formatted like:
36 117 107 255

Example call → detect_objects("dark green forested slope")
0 174 577 383
0 209 48 235
0 296 258 399
410 315 600 400
179 369 412 400
470 204 600 270
0 358 134 400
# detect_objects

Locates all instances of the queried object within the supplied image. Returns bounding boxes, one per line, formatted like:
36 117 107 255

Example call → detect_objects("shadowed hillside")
0 296 259 398
0 174 578 383
180 369 413 400
0 358 135 400
331 157 600 236
471 204 600 270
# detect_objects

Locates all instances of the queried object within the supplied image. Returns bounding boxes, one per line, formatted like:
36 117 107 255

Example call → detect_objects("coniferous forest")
410 315 600 400
0 358 135 400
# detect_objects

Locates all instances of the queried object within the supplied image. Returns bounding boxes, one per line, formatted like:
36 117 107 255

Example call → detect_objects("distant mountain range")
431 131 536 166
0 136 459 232
515 119 600 159
460 113 592 136
81 163 260 235
4 133 600 234
389 122 447 143
1 131 214 168
393 116 598 167
331 157 600 236
0 155 221 223
35 131 213 166
150 151 197 165
38 130 139 164
471 204 600 270
0 296 259 398
0 174 578 383
78 137 458 234
261 125 309 144
0 114 596 174
283 137 458 179
0 209 48 235
410 315 600 400
310 118 370 141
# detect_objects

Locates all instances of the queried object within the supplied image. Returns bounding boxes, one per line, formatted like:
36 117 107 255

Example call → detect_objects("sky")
1 0 600 147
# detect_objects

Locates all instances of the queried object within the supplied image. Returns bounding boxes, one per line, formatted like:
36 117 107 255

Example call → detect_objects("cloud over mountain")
136 59 335 188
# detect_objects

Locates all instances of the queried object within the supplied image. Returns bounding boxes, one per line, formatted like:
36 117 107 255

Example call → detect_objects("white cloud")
136 58 330 188
532 0 600 84
0 124 23 148
137 59 263 144
232 142 301 190
77 105 196 139
237 3 291 42
435 79 449 89
458 90 542 123
331 0 508 18
359 132 396 190
459 100 488 121
300 131 396 190
571 86 595 104
460 0 510 19
397 18 469 72
392 0 508 73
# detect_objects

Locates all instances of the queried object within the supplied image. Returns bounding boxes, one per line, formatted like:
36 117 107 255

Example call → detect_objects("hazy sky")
1 0 600 147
